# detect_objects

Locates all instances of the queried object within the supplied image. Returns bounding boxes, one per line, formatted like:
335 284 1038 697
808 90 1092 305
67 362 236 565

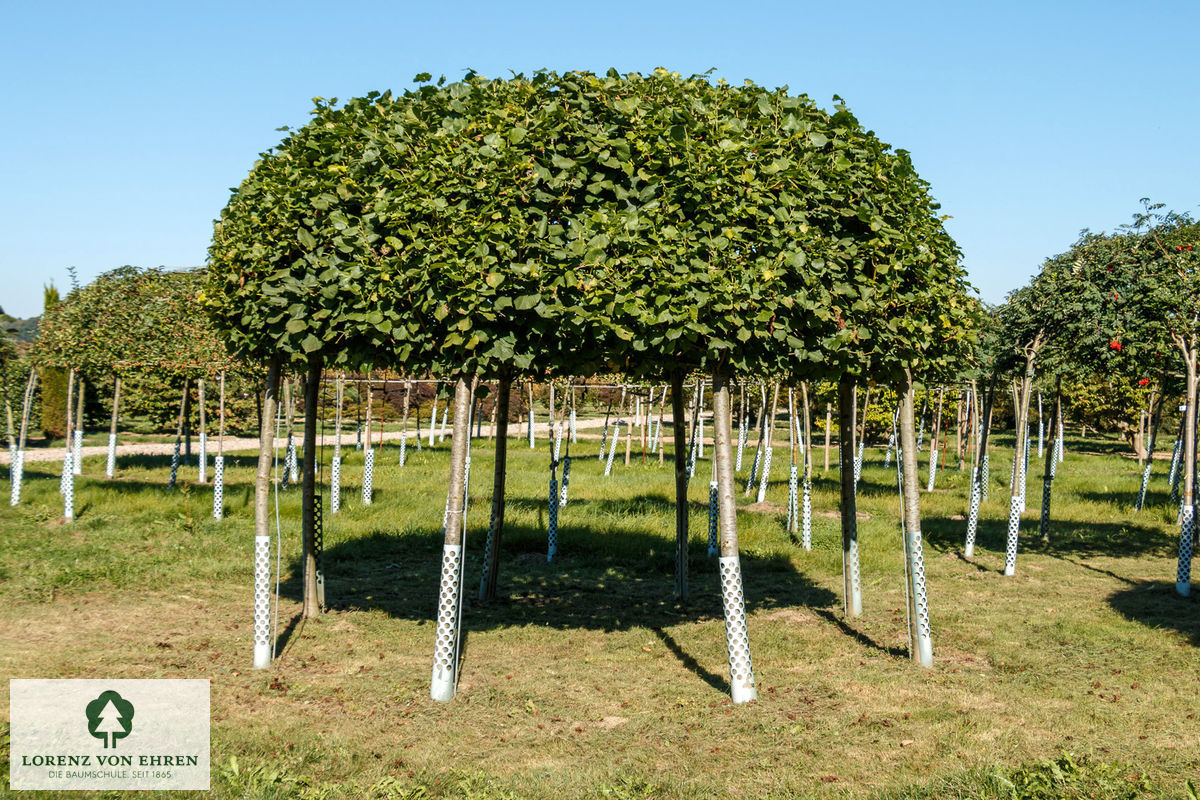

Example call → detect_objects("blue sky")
2 0 1197 318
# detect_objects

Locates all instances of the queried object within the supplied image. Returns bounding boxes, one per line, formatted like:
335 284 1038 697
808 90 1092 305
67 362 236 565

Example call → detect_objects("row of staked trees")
204 70 976 702
986 201 1200 594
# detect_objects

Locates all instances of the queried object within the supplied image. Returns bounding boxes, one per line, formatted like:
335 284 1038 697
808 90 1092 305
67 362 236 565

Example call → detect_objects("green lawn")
1 429 1197 798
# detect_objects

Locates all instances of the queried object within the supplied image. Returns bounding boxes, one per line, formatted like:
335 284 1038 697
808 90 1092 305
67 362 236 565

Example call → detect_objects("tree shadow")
1107 581 1199 646
278 523 839 692
920 515 1177 561
811 608 909 659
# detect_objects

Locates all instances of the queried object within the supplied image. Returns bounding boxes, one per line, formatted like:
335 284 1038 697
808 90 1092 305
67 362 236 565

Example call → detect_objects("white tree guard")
801 478 812 551
198 432 207 483
559 457 571 508
546 476 559 562
598 423 608 461
905 528 934 666
356 423 362 450
553 427 563 463
846 536 863 616
570 408 577 443
707 481 719 557
527 406 534 449
10 450 24 506
981 454 991 502
736 416 747 472
926 449 939 492
1020 437 1030 512
1169 438 1183 502
286 435 298 485
916 418 925 452
211 456 225 520
964 467 981 557
1056 424 1064 463
253 534 271 669
698 415 705 459
361 449 375 506
884 431 895 468
1177 504 1194 597
718 556 757 704
786 463 798 533
168 439 181 488
429 396 437 446
105 433 117 479
58 446 70 495
1004 494 1021 576
1037 419 1044 458
603 422 620 476
1135 460 1153 511
431 543 463 701
756 447 773 504
746 446 762 492
439 405 449 442
687 432 698 479
330 456 342 515
73 430 82 476
62 452 74 520
653 415 663 454
854 441 864 486
398 436 407 467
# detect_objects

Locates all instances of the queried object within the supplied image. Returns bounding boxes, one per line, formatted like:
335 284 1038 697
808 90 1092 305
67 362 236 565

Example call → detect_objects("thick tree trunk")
712 361 757 703
838 377 862 616
899 370 932 666
301 357 323 619
671 371 689 601
480 371 511 602
253 357 281 669
431 377 473 701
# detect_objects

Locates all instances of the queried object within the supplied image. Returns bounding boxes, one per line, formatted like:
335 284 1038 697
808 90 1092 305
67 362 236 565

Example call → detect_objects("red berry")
1139 378 1150 386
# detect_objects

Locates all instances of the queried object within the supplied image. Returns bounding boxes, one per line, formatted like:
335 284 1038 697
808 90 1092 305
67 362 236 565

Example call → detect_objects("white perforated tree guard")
916 417 925 452
981 454 991 502
707 481 719 557
286 435 298 486
10 450 23 506
603 422 620 476
253 534 271 669
1135 460 1152 511
1037 418 1044 458
168 439 181 488
58 447 70 495
73 430 82 476
687 433 698 479
1004 494 1021 576
746 447 761 492
905 528 933 666
211 456 225 520
756 447 773 504
964 467 981 557
430 543 463 701
1038 477 1052 540
398 436 406 467
361 450 375 505
801 478 812 551
884 431 895 468
926 449 939 492
736 416 747 471
105 433 117 479
846 536 862 616
786 463 798 533
440 405 449 442
195 433 205 483
62 452 74 520
559 457 571 508
570 407 577 443
718 556 757 704
547 476 559 562
1177 505 1194 597
330 456 342 515
854 441 864 486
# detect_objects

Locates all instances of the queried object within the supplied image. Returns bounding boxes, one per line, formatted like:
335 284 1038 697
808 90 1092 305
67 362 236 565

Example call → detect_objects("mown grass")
1 427 1198 799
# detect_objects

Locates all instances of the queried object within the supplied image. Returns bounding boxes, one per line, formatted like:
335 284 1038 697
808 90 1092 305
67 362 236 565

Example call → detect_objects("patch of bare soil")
817 509 871 520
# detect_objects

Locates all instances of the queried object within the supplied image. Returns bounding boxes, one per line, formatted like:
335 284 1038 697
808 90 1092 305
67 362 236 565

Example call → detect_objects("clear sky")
1 0 1196 319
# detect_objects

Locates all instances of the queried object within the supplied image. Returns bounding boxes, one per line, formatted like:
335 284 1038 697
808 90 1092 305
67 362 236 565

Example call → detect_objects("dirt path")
2 414 684 465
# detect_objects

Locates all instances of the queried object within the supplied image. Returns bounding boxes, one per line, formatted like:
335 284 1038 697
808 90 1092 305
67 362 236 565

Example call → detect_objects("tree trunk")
253 357 281 669
431 376 473 701
671 371 689 601
106 376 121 479
197 378 207 483
1005 356 1037 576
965 376 996 557
824 401 833 472
1176 350 1198 596
301 357 323 619
712 360 757 703
480 370 511 602
838 377 862 616
898 369 932 666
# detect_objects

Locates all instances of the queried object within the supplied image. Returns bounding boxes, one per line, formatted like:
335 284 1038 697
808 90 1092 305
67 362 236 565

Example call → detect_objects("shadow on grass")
1108 581 1200 646
920 515 1178 561
279 516 839 691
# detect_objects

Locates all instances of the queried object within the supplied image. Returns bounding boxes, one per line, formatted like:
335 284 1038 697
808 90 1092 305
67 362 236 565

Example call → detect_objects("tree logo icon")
85 690 134 749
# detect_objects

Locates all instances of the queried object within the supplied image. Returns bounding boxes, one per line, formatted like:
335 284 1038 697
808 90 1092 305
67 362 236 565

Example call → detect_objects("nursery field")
2 431 1198 799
